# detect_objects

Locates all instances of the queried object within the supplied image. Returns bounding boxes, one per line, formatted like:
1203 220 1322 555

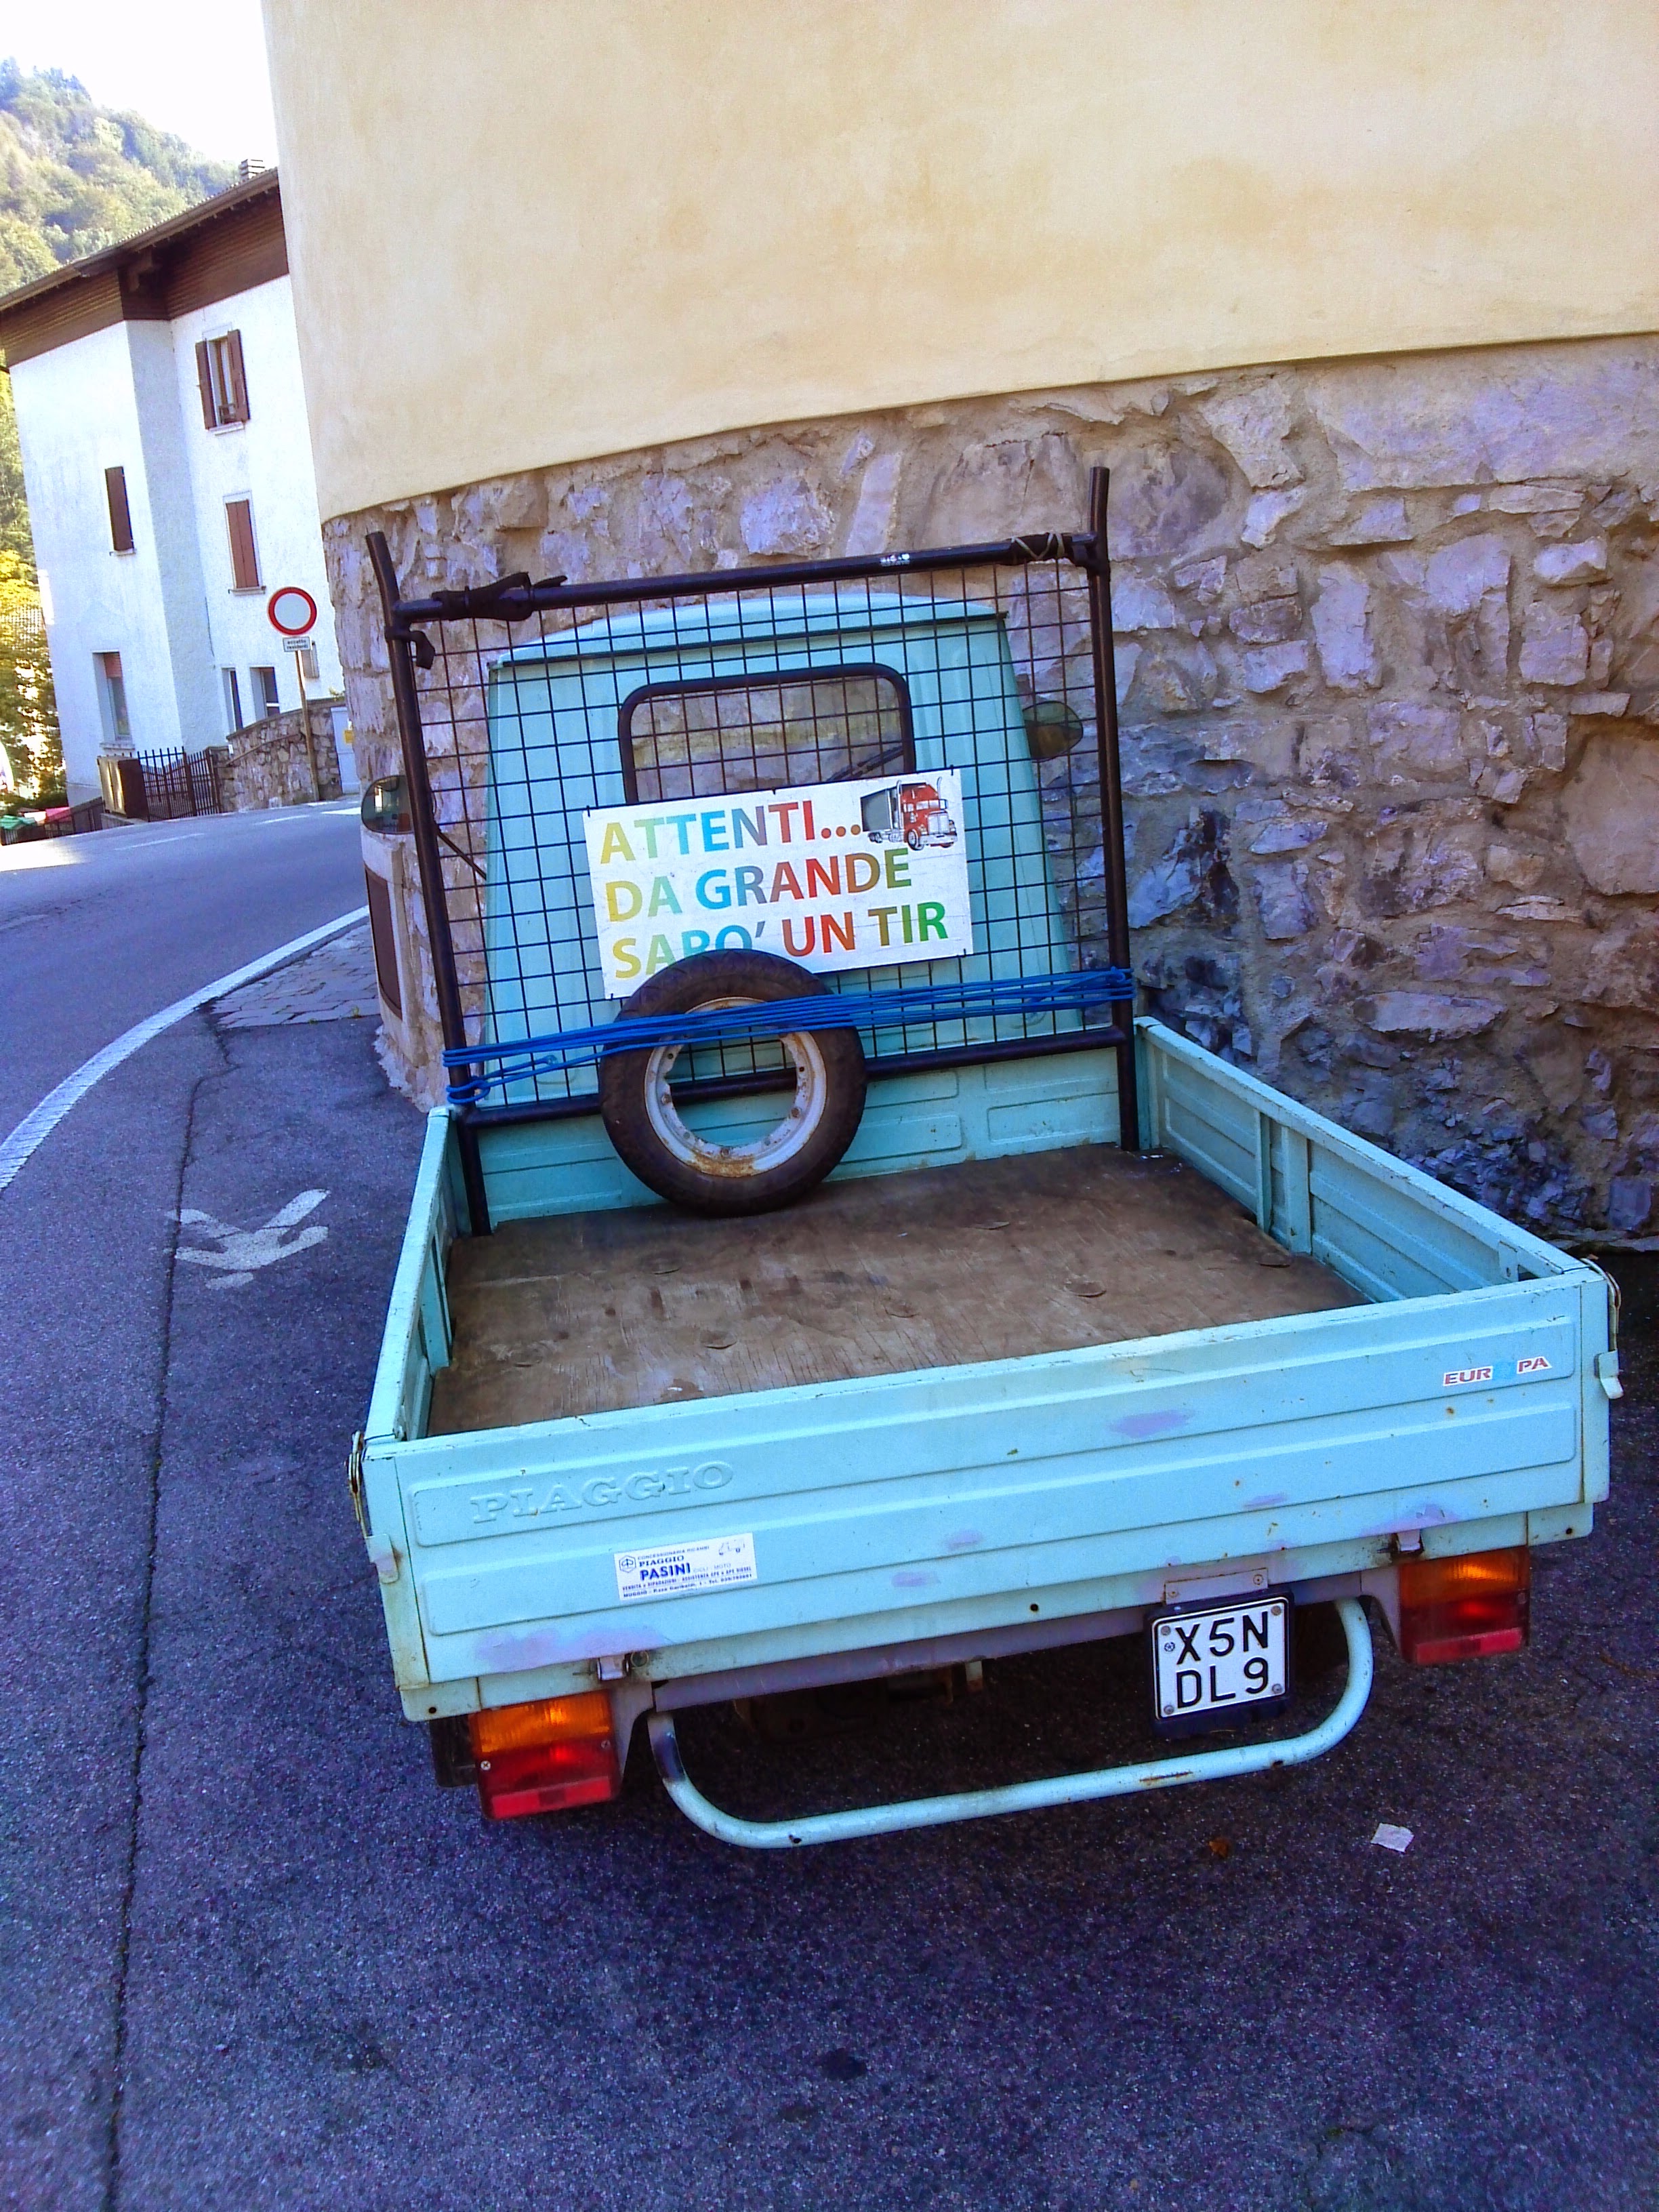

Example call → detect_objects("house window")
226 499 261 590
293 640 321 683
251 665 280 718
96 651 131 744
222 668 243 733
106 467 134 554
194 331 249 428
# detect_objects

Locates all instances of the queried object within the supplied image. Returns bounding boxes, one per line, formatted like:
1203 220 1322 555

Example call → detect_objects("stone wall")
224 703 344 811
324 334 1659 1242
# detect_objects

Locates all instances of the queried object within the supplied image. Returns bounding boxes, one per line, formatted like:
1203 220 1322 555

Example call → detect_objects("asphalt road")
2 809 1656 2210
0 804 365 1132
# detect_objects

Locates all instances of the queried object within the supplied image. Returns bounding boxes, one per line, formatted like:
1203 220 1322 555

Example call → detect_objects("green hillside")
0 61 235 575
0 60 234 295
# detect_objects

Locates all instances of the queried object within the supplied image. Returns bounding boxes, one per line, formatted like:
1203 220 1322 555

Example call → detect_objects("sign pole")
294 647 318 798
266 586 323 802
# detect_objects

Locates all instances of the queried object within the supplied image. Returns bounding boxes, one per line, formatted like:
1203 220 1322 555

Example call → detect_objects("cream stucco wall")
264 0 1659 523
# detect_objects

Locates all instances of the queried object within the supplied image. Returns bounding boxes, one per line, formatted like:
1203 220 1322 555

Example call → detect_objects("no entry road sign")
268 585 319 638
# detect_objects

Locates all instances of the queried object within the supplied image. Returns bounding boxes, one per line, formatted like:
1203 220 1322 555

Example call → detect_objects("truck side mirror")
361 775 411 834
1024 699 1086 761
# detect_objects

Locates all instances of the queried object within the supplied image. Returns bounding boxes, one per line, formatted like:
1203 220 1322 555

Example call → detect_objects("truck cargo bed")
361 1023 1610 1721
429 1145 1361 1435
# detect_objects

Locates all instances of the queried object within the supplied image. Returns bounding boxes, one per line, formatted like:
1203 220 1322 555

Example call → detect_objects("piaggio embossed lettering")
466 1459 733 1528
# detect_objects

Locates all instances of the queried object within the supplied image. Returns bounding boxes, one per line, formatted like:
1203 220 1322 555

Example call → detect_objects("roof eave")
0 169 281 326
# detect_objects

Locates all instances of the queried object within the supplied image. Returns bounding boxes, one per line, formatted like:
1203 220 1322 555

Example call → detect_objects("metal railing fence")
99 745 228 821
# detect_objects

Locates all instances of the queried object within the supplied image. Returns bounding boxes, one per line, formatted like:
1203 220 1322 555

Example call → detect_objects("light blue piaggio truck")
350 470 1615 1847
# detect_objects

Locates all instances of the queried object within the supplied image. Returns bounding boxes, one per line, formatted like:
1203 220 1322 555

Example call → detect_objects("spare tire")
598 949 866 1216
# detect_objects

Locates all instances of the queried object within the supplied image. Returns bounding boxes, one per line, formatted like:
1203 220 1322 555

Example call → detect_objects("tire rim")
643 998 830 1180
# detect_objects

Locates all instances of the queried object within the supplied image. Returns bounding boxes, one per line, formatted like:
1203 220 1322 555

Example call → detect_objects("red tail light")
470 1692 623 1820
1399 1547 1530 1664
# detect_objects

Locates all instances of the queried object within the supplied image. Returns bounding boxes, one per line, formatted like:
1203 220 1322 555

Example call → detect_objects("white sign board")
583 771 973 999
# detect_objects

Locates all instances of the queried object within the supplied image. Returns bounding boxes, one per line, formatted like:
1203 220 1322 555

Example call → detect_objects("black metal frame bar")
1082 466 1138 1147
367 529 491 1232
367 470 1140 1233
387 529 1083 628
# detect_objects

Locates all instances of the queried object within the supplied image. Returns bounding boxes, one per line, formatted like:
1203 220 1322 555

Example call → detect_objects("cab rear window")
619 664 914 802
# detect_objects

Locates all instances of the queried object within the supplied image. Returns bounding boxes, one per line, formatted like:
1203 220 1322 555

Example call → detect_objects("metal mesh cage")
369 466 1136 1177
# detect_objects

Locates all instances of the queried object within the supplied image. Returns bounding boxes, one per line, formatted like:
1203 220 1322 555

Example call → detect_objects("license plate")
1150 1595 1291 1737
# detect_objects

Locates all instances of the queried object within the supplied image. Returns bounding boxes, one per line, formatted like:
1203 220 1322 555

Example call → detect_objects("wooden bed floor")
428 1146 1364 1435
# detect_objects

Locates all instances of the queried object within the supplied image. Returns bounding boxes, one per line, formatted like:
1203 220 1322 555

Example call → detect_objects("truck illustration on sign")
861 779 958 851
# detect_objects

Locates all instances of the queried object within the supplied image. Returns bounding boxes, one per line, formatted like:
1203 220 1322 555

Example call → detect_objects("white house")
0 171 342 803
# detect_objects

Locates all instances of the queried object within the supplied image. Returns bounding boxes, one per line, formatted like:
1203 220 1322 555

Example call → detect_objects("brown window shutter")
224 329 249 423
194 340 216 429
226 498 260 590
105 466 134 553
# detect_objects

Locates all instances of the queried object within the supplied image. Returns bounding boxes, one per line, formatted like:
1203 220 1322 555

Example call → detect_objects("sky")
0 0 276 166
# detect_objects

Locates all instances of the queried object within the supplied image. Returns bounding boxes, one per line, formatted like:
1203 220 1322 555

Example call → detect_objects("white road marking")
0 906 369 1197
176 1189 329 1291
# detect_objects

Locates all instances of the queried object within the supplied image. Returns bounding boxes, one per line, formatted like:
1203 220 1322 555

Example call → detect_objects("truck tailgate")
382 1273 1590 1695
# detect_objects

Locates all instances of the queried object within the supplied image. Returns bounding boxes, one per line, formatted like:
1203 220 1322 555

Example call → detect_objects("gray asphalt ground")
3 809 1656 2209
0 803 366 1130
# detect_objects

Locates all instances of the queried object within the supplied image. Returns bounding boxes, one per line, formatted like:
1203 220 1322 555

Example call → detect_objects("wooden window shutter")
224 330 249 423
105 466 134 553
226 498 260 590
194 340 216 429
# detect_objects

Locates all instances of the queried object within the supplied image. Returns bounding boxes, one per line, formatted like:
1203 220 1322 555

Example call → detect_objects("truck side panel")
1141 1023 1575 1296
365 1108 458 1446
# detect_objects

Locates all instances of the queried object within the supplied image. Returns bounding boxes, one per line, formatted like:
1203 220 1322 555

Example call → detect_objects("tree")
0 365 31 562
0 374 53 798
0 332 52 796
0 547 57 800
0 63 234 293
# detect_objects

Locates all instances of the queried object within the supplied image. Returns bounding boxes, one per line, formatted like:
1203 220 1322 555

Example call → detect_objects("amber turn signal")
470 1691 612 1758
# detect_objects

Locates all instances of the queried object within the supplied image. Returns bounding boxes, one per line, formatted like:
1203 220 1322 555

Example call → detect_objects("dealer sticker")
1442 1364 1494 1388
615 1533 757 1603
